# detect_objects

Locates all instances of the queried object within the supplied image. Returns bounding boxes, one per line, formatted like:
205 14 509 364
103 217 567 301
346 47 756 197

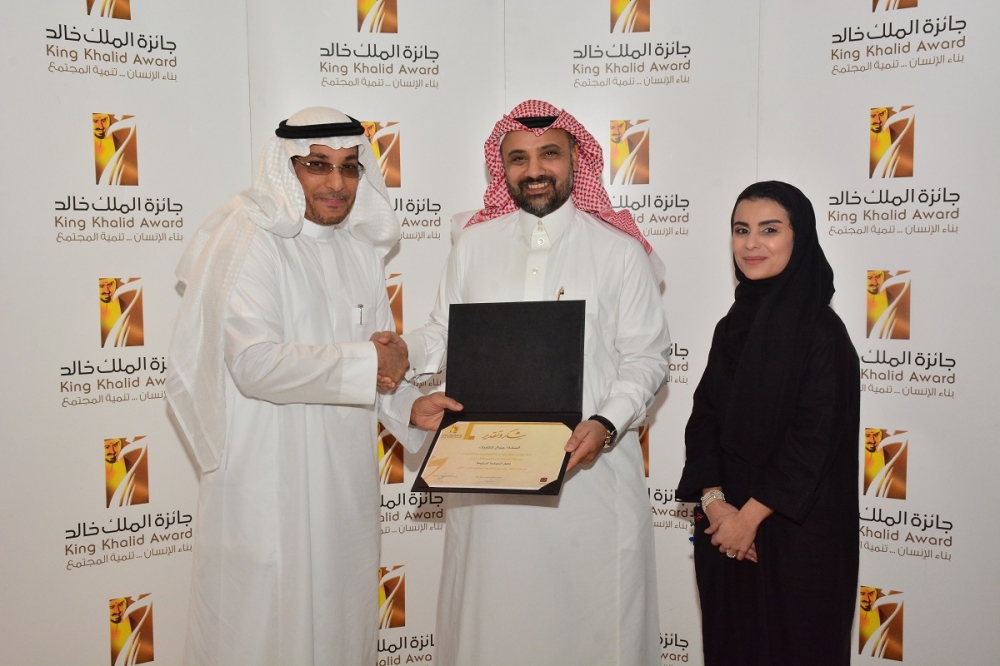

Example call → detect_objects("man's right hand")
373 332 409 390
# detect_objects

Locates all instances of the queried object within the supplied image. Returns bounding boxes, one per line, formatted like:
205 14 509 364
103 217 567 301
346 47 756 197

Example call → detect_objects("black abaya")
679 308 859 666
677 181 860 666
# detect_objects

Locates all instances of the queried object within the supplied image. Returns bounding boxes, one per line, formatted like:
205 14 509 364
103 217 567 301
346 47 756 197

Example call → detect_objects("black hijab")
720 181 835 466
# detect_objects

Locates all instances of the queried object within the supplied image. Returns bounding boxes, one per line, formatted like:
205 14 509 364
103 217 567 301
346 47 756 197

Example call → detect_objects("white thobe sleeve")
400 249 460 376
223 231 377 405
596 246 671 433
377 383 428 454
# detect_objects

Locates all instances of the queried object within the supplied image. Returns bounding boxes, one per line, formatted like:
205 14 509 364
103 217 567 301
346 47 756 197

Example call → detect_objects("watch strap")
588 414 617 447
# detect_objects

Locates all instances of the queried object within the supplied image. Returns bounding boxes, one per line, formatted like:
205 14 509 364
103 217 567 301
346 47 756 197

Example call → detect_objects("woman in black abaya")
677 181 860 666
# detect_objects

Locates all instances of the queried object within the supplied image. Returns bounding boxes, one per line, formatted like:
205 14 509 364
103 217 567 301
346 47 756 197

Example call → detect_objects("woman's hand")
705 498 771 562
703 499 738 527
704 501 758 562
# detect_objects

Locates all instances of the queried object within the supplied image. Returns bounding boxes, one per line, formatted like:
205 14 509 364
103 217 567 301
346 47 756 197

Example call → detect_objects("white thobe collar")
517 197 575 246
299 217 340 240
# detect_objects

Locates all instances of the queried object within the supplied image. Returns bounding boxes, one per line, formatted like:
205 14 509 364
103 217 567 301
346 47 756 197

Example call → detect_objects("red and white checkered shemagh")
467 99 652 255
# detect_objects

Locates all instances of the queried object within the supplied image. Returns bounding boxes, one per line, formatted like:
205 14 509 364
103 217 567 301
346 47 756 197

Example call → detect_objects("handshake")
371 330 409 392
371 330 463 430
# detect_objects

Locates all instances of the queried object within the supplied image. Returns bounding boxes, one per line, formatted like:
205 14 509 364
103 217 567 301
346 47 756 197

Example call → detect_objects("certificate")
411 300 584 495
416 421 571 492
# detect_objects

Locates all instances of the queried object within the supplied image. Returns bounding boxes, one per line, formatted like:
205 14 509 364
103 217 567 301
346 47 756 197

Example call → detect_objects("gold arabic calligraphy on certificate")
421 421 571 491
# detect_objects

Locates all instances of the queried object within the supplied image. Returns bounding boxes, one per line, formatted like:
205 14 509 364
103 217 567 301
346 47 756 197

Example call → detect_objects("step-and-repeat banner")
1 1 997 664
757 3 999 664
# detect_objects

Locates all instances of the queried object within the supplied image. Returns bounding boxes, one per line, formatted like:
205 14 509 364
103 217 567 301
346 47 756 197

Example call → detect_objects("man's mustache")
516 176 556 190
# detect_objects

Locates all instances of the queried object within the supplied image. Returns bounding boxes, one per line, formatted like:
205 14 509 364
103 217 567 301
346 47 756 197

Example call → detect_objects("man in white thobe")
403 100 671 665
166 107 455 665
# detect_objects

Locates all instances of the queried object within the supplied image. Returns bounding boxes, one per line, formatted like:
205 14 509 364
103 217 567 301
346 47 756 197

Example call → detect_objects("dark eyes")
305 162 361 174
506 151 561 164
292 156 365 178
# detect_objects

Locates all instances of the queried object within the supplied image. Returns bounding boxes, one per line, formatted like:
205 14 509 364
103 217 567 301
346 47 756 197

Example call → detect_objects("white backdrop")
1 1 997 664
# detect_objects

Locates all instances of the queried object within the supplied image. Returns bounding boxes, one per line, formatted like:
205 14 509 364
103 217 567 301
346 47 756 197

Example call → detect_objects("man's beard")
305 196 352 226
507 174 572 218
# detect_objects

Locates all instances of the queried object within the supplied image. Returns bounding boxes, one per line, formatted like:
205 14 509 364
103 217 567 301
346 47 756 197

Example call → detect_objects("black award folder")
412 300 585 495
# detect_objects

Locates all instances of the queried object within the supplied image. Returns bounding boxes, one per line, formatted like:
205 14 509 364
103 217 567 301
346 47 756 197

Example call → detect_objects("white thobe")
183 219 420 665
404 200 671 666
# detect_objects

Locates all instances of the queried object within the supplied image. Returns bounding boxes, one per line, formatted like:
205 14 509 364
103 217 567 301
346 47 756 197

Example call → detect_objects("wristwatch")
588 414 617 447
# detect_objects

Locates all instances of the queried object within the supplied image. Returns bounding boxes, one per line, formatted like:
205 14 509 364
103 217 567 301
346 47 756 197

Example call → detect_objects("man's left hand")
564 419 608 473
410 393 463 431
